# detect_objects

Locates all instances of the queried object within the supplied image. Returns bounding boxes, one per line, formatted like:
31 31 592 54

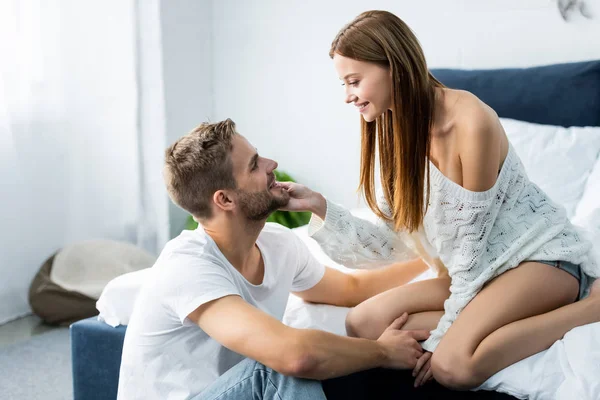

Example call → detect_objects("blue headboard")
431 60 600 127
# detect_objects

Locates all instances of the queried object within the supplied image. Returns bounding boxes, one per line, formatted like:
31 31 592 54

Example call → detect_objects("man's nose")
267 159 278 172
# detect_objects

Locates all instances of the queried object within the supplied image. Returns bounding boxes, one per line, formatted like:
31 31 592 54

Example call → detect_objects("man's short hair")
163 119 238 219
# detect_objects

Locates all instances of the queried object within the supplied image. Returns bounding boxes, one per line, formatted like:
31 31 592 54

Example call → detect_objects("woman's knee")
430 351 483 390
344 307 368 337
345 306 388 339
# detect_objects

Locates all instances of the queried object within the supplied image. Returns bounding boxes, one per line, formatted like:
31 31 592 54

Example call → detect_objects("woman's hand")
278 182 327 219
413 351 434 387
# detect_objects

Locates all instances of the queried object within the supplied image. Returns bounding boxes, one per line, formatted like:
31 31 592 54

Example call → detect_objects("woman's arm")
279 182 417 269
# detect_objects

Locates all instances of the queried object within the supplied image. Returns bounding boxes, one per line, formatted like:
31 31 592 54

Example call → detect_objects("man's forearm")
290 328 387 380
350 258 428 304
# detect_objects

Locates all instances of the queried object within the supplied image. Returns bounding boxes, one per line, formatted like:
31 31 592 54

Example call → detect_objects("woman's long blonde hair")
330 10 444 232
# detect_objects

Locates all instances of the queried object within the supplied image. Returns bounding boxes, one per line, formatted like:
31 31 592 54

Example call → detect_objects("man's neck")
202 216 265 273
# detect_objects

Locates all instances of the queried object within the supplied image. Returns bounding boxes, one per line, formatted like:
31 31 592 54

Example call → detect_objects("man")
116 118 431 400
117 119 516 400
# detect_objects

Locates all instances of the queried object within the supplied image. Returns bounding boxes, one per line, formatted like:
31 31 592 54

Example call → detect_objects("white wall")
211 0 600 208
0 2 140 323
4 0 596 324
0 0 213 324
160 0 213 238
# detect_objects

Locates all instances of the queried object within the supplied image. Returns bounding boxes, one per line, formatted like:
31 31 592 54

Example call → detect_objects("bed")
89 59 600 400
283 59 600 400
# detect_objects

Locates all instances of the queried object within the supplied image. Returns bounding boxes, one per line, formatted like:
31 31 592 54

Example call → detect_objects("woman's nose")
345 92 357 104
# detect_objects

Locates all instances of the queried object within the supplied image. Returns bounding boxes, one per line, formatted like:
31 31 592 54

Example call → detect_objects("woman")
280 10 600 390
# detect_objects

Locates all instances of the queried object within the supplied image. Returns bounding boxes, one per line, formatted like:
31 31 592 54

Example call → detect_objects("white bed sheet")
288 226 600 400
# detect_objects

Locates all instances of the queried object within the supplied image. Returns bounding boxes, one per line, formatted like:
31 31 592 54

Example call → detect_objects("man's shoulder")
164 228 208 249
262 222 293 234
163 228 218 257
258 224 322 271
158 229 228 274
260 223 299 245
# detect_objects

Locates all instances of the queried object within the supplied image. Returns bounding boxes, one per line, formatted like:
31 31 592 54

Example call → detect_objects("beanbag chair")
29 239 155 325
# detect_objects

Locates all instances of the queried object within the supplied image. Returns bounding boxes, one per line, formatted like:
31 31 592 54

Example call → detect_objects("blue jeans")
192 358 327 400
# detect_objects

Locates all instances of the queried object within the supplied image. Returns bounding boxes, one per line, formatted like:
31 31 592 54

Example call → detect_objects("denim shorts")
530 260 587 300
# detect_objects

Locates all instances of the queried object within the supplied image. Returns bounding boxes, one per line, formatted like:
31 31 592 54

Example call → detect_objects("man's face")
230 135 290 221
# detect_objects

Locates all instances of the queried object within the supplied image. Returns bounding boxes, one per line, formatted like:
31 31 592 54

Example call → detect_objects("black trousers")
323 368 517 400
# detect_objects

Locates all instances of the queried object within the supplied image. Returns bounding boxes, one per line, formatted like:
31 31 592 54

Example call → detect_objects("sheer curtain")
0 0 168 324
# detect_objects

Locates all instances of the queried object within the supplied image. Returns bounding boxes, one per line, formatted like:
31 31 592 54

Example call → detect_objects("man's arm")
187 295 428 380
294 258 428 308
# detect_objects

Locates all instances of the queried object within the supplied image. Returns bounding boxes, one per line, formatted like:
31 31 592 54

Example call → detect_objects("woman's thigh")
346 276 450 338
435 261 579 357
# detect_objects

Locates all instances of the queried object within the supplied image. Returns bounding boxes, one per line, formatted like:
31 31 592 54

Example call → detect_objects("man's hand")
413 351 433 387
277 182 326 219
377 313 430 369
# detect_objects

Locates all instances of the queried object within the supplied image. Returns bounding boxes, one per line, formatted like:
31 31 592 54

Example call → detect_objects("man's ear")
212 189 235 212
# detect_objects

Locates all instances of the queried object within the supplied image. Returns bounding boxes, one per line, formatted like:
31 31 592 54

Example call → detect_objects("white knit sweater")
308 143 599 352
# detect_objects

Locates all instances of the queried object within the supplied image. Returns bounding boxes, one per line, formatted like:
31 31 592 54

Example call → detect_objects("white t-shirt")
117 223 325 400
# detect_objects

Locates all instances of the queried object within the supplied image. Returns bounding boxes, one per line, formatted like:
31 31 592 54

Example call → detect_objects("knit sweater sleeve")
307 196 416 269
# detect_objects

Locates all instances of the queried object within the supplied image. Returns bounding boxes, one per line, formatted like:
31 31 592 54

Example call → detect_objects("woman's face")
333 53 392 122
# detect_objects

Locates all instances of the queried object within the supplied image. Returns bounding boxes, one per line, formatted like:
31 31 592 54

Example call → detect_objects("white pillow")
573 156 600 225
572 155 600 262
96 268 151 327
500 118 600 219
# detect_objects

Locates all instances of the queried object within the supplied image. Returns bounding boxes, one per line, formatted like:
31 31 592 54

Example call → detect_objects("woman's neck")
431 87 457 138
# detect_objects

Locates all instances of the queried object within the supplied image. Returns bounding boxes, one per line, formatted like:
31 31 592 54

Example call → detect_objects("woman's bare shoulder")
451 91 506 192
451 91 501 143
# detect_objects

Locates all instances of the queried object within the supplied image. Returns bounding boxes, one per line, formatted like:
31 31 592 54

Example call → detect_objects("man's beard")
236 188 290 221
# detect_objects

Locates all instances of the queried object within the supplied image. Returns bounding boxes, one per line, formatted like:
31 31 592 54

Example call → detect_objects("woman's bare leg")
345 277 450 339
430 262 600 390
403 311 445 331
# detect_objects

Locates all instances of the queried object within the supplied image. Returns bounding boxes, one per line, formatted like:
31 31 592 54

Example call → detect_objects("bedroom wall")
5 0 596 324
210 0 600 208
160 0 213 238
0 0 212 324
0 2 140 324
